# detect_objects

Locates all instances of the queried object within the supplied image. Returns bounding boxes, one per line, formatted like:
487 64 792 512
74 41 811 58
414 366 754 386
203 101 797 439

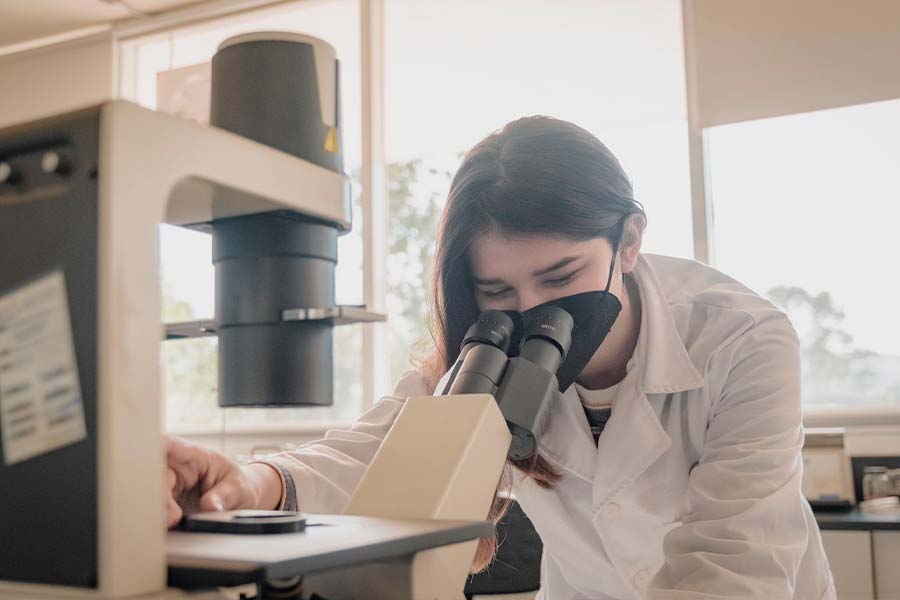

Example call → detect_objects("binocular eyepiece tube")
443 306 575 461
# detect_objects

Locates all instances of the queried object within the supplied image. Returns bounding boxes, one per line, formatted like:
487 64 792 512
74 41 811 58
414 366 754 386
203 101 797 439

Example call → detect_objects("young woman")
166 117 836 599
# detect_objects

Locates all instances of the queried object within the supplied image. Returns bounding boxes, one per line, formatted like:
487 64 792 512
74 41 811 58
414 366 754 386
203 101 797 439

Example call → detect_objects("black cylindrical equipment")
209 32 344 407
213 213 337 406
210 31 342 171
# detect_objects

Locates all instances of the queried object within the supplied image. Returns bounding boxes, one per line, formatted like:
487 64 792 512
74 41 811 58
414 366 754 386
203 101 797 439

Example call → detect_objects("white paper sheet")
0 269 87 465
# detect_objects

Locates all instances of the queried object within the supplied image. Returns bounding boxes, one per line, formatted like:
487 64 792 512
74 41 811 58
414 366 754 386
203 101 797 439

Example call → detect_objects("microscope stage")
166 513 492 589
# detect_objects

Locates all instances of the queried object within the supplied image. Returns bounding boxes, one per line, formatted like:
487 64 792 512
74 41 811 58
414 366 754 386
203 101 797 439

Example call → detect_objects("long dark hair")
421 116 646 571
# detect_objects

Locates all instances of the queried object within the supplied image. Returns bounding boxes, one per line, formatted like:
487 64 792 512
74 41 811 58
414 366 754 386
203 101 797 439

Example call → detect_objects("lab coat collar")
630 253 704 395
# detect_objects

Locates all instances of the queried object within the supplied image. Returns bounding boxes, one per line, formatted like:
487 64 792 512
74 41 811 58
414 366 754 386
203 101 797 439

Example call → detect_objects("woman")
166 117 836 599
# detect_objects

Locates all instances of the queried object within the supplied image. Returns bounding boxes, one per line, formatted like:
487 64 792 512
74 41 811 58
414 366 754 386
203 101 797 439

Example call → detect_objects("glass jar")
863 466 892 500
888 468 900 497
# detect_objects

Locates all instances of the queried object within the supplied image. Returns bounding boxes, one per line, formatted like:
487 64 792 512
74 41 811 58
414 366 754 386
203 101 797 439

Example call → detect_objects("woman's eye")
544 273 576 287
481 288 512 298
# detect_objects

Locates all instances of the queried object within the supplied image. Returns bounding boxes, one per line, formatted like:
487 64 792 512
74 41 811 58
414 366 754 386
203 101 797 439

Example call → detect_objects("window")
707 98 900 409
119 0 364 432
383 0 693 386
119 0 893 432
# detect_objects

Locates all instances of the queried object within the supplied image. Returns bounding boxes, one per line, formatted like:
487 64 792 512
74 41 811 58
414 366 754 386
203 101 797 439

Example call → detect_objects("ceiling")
0 0 210 49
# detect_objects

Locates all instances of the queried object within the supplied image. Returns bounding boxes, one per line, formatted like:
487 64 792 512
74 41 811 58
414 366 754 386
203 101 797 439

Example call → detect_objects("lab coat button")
633 569 649 589
600 502 620 518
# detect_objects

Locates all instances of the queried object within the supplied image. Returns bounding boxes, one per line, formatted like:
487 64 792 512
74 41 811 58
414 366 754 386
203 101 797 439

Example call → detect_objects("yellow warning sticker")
324 127 339 153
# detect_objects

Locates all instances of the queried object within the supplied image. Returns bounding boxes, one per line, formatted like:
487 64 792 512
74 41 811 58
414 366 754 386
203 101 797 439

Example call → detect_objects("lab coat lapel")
537 386 597 483
592 377 670 508
591 254 703 506
533 377 673 506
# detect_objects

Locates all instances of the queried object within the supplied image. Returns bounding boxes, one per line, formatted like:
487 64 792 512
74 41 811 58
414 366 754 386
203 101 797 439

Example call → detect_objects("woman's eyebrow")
532 256 579 277
474 256 580 286
473 275 506 286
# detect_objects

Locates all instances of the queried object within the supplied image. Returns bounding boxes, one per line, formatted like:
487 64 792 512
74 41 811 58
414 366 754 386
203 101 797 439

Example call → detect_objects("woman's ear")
619 214 645 274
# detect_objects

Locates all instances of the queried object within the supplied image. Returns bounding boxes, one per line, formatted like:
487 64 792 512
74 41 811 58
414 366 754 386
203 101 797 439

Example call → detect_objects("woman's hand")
164 436 283 528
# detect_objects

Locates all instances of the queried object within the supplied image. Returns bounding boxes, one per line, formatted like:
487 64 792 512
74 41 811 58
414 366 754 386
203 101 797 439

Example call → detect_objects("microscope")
0 32 572 600
337 307 573 599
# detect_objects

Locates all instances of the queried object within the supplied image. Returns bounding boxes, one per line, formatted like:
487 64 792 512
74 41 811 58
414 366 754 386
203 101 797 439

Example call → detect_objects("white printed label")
0 270 87 465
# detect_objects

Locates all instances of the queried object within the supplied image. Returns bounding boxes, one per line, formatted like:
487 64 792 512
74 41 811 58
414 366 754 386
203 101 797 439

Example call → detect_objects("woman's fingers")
164 466 183 528
165 436 210 518
164 435 255 517
166 436 196 464
199 489 227 512
166 494 184 528
200 470 250 512
166 466 178 493
166 437 205 490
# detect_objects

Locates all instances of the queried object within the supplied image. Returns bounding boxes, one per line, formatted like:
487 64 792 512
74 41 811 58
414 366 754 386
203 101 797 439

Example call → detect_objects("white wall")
683 0 900 127
0 32 116 129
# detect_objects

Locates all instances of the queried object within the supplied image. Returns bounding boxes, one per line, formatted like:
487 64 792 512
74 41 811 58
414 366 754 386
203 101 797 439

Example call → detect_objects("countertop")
815 507 900 531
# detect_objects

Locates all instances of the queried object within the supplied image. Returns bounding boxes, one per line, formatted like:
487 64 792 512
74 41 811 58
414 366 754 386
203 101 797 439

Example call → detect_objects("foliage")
766 285 899 406
386 159 454 383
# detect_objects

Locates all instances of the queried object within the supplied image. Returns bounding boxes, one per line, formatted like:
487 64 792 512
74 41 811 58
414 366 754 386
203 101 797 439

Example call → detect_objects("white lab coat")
267 253 837 599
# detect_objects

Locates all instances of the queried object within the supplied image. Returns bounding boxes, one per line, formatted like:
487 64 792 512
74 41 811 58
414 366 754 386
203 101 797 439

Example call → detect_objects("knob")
0 161 19 185
41 151 71 175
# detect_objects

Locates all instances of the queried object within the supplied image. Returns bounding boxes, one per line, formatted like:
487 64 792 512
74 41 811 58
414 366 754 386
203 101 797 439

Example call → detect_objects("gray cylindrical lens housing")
213 213 337 407
439 310 515 395
519 306 573 373
447 344 510 396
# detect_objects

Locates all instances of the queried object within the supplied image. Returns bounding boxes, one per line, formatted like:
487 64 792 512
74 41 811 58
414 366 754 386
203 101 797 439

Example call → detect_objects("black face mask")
501 244 623 392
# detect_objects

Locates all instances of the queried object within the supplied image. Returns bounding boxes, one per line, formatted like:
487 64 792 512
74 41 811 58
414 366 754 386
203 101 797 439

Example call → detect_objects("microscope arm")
340 393 511 600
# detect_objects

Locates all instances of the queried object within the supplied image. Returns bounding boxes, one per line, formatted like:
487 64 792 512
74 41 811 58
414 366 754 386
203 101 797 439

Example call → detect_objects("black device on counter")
441 307 574 460
181 510 308 534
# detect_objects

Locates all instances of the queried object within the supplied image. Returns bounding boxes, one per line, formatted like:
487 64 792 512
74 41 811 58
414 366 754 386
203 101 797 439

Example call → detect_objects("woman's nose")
517 291 543 313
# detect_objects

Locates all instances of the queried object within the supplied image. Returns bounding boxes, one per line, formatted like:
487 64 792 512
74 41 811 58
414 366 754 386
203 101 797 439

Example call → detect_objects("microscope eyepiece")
443 310 516 396
518 306 574 375
460 310 516 354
